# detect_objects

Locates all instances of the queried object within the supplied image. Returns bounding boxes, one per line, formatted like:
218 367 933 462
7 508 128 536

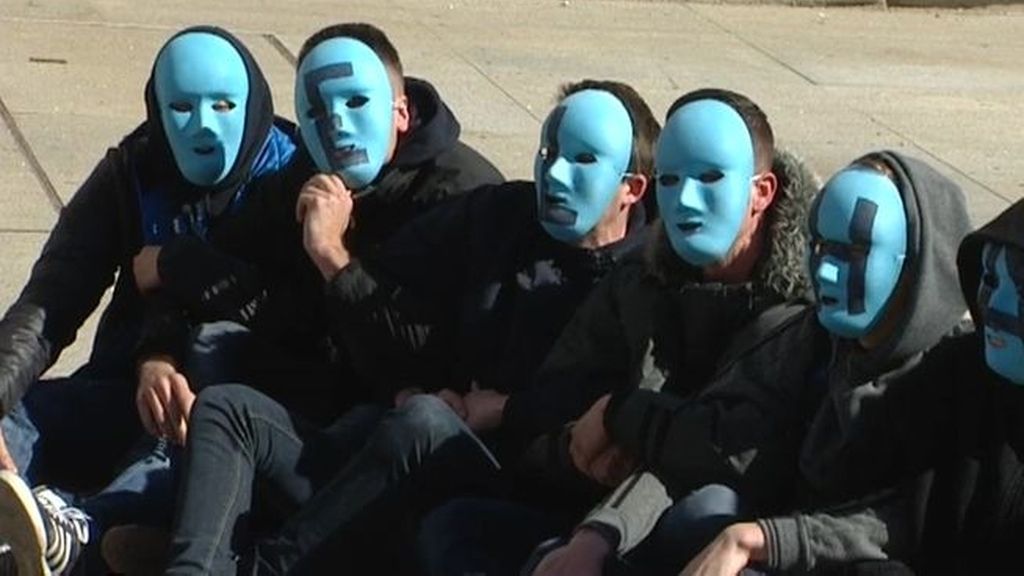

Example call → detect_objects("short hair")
666 88 774 173
556 80 661 181
850 152 897 183
297 23 404 89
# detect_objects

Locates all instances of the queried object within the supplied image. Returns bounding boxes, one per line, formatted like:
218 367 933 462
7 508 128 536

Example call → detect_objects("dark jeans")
418 498 572 576
418 484 742 576
167 385 500 575
1 374 140 492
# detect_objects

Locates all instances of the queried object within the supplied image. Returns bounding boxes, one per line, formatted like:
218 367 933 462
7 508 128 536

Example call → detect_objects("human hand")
570 394 636 485
394 387 425 409
296 173 353 279
434 388 467 421
463 383 508 433
680 522 766 576
133 246 162 293
528 528 611 576
0 427 16 473
136 356 196 445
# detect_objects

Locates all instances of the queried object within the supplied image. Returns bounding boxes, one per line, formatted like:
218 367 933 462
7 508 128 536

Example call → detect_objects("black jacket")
145 77 504 400
0 26 295 415
327 180 648 411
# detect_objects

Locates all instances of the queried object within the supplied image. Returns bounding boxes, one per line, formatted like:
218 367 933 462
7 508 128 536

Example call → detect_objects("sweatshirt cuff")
758 517 802 571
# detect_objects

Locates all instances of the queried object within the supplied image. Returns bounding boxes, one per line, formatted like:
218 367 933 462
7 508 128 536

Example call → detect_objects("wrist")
728 522 766 562
569 525 614 559
310 243 351 280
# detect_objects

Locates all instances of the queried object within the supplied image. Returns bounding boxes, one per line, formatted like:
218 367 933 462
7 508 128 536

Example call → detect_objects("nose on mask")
817 260 840 284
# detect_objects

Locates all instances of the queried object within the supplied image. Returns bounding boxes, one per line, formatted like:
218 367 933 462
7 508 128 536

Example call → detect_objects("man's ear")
393 94 411 135
751 170 777 215
621 173 648 208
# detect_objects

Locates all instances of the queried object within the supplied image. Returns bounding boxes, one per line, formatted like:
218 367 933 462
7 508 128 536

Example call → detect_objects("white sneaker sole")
0 470 50 576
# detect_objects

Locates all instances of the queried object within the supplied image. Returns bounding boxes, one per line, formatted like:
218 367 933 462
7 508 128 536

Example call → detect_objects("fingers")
168 374 196 445
0 429 17 473
587 446 637 487
142 386 167 439
297 174 351 223
435 389 467 421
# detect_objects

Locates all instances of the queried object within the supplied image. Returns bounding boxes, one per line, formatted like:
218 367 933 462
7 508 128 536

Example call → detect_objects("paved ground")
1 0 1022 375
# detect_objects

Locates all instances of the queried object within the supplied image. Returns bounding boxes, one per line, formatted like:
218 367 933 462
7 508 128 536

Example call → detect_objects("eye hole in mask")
575 152 597 164
657 173 679 187
347 95 369 109
698 169 724 184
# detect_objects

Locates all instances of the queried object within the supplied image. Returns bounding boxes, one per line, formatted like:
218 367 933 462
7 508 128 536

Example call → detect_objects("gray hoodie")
758 151 973 572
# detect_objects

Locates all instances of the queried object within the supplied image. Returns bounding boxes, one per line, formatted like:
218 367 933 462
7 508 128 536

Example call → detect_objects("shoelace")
33 488 90 576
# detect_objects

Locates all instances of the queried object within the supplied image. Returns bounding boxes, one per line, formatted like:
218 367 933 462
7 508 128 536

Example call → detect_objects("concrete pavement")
1 0 1022 374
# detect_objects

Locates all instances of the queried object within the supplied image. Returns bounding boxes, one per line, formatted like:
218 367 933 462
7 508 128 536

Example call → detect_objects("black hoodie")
753 152 979 573
0 26 294 414
144 76 504 417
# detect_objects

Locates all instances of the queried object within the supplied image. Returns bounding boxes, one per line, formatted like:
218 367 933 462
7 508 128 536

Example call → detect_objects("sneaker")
0 470 90 576
101 524 170 576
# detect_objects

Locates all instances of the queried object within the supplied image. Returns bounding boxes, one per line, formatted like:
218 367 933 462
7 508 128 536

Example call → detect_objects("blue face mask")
533 89 634 245
655 99 756 267
810 168 907 339
978 243 1024 385
155 33 250 187
295 38 395 189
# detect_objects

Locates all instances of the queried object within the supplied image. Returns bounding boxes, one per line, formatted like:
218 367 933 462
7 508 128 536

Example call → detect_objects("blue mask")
154 32 249 186
978 243 1024 385
810 168 907 339
295 38 395 189
655 99 756 267
533 89 634 245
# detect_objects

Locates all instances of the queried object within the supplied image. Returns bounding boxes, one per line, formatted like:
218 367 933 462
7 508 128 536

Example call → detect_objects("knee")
675 484 740 520
374 394 467 456
191 384 262 431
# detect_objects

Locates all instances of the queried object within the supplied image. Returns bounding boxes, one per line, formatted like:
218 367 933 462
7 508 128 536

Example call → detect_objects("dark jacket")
326 180 649 412
144 77 504 404
754 152 976 573
0 26 296 415
497 150 820 523
502 150 819 456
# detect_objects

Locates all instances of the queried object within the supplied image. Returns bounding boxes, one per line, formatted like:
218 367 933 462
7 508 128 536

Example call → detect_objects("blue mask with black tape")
978 243 1024 385
154 32 250 186
810 168 907 339
295 37 395 189
655 99 756 267
533 89 634 245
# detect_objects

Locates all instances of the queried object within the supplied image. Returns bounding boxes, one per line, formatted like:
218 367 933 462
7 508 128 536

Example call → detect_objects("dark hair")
557 79 660 181
666 88 774 173
297 23 403 86
850 152 897 182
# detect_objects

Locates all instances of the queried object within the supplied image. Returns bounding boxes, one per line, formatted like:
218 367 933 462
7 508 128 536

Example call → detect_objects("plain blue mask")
978 243 1024 385
655 99 756 267
810 168 907 339
295 38 395 189
533 89 634 245
154 32 249 186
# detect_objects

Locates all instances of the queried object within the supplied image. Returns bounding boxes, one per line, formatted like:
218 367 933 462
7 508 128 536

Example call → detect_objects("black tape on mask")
846 198 878 314
303 63 354 156
982 246 1024 338
810 198 879 315
537 105 566 200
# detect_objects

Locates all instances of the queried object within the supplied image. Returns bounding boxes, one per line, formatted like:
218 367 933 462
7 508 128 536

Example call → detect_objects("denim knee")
372 395 468 457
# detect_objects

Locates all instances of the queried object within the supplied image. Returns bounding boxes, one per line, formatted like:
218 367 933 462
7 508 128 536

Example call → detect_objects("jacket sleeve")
797 334 967 502
134 170 301 366
501 264 647 460
580 470 673 554
324 189 487 399
606 308 829 511
0 153 124 414
758 490 914 573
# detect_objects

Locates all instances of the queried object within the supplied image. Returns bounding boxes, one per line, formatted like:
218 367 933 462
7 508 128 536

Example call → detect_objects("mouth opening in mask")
540 195 578 226
330 144 369 168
